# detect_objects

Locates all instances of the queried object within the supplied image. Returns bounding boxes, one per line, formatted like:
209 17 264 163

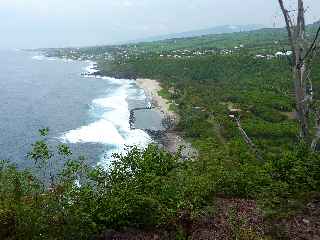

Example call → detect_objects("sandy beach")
136 78 197 159
136 79 176 118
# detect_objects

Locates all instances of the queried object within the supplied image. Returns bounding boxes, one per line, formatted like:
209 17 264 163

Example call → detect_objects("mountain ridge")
129 24 265 43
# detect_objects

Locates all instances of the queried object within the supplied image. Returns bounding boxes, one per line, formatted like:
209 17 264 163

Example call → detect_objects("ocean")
0 50 162 168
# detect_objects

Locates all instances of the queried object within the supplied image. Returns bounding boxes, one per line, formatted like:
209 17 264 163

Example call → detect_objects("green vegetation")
2 24 320 238
1 130 205 239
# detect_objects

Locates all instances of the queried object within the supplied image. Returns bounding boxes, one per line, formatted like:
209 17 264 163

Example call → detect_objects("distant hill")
130 24 265 43
308 20 320 30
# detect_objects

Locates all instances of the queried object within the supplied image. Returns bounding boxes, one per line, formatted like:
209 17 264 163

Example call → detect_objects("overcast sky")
0 0 319 49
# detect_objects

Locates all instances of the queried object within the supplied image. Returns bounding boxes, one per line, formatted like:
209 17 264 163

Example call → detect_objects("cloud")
1 0 320 49
123 0 134 7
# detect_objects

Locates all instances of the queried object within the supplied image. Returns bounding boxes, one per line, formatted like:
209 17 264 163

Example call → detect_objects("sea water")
0 50 161 169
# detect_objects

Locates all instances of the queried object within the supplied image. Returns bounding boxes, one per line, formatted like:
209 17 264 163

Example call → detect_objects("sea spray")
61 62 152 167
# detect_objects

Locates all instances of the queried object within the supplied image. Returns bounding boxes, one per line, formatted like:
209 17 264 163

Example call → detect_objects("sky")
0 0 319 49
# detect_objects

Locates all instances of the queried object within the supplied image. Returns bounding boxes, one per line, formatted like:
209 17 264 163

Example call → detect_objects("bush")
0 132 206 239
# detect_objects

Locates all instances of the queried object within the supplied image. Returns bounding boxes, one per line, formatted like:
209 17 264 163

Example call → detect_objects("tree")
278 0 320 149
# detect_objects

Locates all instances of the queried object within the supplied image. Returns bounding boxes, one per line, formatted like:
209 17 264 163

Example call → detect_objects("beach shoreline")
136 78 197 159
135 79 176 118
42 52 197 159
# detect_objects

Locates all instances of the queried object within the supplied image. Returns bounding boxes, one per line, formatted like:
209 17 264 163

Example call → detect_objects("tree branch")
303 25 320 61
297 0 306 36
278 0 295 47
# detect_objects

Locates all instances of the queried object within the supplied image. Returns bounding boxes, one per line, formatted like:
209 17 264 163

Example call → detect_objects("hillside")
2 25 320 239
130 24 265 43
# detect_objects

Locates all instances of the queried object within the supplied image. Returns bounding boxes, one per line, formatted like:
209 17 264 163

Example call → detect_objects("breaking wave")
61 63 152 166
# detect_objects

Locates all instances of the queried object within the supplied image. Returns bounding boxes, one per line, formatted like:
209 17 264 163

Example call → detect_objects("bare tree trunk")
293 53 309 139
278 0 310 141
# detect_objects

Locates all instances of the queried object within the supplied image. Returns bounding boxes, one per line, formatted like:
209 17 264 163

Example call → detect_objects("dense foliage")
2 25 320 239
1 131 205 239
1 130 320 239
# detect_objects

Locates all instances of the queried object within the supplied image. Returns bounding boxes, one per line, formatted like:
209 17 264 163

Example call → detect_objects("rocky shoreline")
135 78 198 159
82 64 197 159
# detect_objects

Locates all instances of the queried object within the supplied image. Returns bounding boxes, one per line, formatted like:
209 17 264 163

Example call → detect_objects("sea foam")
32 55 45 61
61 63 152 166
61 119 125 145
